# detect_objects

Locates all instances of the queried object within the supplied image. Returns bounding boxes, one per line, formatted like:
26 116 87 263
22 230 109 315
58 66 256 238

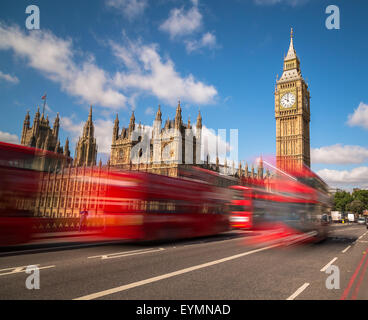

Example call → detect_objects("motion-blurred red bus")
229 172 330 241
229 186 253 229
0 141 71 246
77 168 233 241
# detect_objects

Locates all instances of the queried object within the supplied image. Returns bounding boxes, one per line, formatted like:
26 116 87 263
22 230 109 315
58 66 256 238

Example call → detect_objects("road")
0 224 367 300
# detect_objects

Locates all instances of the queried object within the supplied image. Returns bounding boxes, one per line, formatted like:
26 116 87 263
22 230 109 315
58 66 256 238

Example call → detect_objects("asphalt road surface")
0 224 367 300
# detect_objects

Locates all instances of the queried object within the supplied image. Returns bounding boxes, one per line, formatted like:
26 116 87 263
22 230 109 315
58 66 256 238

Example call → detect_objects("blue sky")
0 0 368 189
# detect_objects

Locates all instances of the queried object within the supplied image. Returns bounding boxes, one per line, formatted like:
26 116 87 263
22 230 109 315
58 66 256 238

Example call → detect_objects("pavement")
0 223 367 300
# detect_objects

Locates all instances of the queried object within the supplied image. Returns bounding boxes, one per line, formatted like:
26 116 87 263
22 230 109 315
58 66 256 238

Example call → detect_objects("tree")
346 199 365 215
352 190 368 210
333 191 353 212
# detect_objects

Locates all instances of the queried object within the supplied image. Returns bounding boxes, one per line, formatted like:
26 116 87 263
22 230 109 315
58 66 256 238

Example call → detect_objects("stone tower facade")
74 106 97 167
21 107 64 153
110 102 202 175
275 28 311 171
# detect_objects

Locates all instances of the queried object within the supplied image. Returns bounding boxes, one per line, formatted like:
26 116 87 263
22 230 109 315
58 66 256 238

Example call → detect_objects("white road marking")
286 283 310 300
331 227 356 233
182 235 244 248
88 248 165 260
320 257 338 272
0 240 123 257
74 243 279 300
0 264 55 277
342 245 351 253
355 231 368 243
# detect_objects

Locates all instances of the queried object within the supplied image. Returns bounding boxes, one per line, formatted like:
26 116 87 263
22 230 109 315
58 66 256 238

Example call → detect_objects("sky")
0 0 368 190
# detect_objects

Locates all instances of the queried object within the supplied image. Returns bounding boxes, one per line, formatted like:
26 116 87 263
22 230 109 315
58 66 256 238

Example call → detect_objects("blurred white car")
357 218 366 225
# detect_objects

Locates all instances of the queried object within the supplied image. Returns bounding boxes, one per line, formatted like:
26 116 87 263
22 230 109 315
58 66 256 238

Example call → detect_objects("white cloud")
160 1 218 54
94 119 114 154
185 32 217 53
106 0 148 20
145 107 154 115
0 70 19 84
311 144 368 165
201 32 217 47
254 0 309 6
112 40 218 106
159 4 202 38
60 116 84 144
317 167 368 189
347 102 368 129
0 24 127 109
111 40 141 71
0 131 19 144
0 24 217 110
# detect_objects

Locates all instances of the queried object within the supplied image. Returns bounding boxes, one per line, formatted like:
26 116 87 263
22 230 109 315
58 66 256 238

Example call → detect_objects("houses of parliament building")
16 28 308 222
19 102 266 220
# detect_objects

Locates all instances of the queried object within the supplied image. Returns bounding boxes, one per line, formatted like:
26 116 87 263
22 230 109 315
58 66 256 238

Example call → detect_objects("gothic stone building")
21 107 70 157
110 102 203 178
110 101 266 181
19 99 267 224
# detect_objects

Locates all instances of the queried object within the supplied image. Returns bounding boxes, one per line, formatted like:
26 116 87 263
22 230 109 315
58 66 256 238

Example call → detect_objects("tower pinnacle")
285 27 297 61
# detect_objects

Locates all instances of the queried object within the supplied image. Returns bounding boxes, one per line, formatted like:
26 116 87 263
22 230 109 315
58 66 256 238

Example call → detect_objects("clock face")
280 92 296 108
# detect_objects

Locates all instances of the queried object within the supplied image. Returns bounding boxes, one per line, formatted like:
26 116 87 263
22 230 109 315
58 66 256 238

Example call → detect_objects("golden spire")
285 27 296 60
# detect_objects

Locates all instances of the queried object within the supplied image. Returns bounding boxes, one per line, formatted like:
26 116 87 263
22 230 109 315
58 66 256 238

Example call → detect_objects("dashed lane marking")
320 257 338 272
286 283 310 300
0 264 55 277
88 248 165 260
342 245 351 253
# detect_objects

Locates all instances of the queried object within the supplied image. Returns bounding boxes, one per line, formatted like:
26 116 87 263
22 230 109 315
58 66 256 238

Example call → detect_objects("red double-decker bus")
229 171 331 242
76 168 233 241
229 186 253 229
0 141 71 246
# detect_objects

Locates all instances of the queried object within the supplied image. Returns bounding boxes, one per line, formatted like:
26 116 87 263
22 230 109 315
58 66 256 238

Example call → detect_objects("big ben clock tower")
275 28 311 171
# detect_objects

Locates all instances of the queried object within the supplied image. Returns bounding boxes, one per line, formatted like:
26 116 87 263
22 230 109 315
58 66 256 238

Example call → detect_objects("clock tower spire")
275 28 311 172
